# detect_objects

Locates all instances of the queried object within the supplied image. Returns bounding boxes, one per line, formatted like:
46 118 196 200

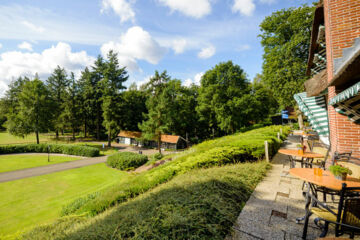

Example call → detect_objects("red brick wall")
324 0 360 158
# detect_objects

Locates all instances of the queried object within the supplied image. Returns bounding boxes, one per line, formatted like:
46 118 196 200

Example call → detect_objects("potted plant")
296 144 306 154
329 164 352 180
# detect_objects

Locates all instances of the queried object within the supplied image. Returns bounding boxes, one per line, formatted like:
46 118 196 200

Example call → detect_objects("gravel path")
0 156 107 183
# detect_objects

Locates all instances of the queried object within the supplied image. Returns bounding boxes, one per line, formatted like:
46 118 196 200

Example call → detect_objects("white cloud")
0 43 2 49
101 26 167 72
21 20 45 33
172 39 187 54
101 0 135 23
0 42 95 97
158 0 211 18
197 45 215 59
18 41 33 51
183 72 203 86
232 0 255 16
137 75 152 87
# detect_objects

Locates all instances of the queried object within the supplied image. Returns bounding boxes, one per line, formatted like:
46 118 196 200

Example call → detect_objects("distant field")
0 132 52 145
0 154 82 173
0 163 129 236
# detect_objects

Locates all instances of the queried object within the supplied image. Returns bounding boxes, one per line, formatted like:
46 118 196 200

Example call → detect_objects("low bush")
0 144 99 157
107 152 148 171
153 152 163 160
60 125 289 217
60 192 100 216
21 162 269 240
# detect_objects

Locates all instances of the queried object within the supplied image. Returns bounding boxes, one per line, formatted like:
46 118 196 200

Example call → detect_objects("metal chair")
303 183 360 239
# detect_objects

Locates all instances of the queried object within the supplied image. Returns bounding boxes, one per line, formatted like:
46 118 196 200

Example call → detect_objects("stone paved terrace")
226 135 359 240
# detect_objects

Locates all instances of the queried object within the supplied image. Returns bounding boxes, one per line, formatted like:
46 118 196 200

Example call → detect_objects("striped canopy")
294 92 329 137
329 81 360 124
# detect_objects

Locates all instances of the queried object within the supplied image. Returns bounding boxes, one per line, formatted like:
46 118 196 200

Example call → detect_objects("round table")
290 168 360 190
278 149 324 168
279 149 324 159
290 168 360 239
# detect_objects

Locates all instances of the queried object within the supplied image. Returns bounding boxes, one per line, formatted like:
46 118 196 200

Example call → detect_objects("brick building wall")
324 0 360 158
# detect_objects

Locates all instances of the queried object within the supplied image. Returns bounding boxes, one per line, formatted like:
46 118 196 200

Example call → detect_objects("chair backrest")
336 184 360 234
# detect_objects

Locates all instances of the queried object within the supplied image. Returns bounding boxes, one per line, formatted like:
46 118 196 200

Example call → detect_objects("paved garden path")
0 155 107 183
226 135 340 240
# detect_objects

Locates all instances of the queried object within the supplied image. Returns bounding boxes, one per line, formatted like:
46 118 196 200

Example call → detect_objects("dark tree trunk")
84 119 87 138
158 134 162 154
107 126 111 147
96 104 100 141
56 130 59 139
72 126 75 140
61 129 64 135
36 130 39 144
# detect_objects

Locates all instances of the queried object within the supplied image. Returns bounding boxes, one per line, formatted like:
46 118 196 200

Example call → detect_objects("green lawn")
0 163 129 236
0 155 82 173
0 132 52 145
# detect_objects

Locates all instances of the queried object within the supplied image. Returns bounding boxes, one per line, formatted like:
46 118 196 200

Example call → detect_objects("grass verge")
22 161 269 240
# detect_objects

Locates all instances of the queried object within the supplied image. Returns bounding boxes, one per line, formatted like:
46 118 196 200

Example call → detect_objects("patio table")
289 168 360 239
278 149 324 168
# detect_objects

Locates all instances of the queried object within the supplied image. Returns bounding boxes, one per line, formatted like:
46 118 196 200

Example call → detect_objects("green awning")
329 81 360 123
294 92 329 137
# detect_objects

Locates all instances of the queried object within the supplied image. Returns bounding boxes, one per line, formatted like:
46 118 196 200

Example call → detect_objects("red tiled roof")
161 135 180 144
118 130 142 139
118 131 180 144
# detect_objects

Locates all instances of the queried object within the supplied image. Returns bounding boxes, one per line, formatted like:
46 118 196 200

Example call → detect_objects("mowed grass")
0 132 51 145
0 155 82 173
0 163 129 236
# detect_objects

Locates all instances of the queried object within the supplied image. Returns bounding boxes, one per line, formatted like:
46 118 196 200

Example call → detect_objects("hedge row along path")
0 155 107 183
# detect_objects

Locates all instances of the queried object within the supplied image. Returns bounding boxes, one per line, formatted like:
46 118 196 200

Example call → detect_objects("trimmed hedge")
107 152 148 171
60 125 290 217
0 144 100 157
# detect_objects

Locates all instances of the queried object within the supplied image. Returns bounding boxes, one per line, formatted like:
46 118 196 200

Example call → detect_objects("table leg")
302 182 312 239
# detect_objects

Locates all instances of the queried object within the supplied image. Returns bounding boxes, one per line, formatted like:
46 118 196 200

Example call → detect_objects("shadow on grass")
22 164 267 240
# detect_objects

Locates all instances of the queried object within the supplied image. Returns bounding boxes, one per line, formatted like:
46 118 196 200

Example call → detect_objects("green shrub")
0 144 99 157
22 162 269 240
61 192 100 216
107 152 148 171
59 126 289 217
153 152 163 160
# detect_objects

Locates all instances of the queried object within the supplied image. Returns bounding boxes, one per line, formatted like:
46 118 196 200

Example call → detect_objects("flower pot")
334 173 347 181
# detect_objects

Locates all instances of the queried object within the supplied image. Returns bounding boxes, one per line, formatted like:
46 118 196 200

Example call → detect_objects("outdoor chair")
312 151 353 203
304 183 360 239
306 142 330 169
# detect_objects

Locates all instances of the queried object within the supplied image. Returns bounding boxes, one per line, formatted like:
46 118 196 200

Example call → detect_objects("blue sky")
0 0 314 96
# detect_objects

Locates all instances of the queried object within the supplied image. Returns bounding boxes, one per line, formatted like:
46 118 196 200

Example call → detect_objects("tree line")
0 51 278 149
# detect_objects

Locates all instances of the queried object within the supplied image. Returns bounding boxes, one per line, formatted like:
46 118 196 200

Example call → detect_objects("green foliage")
60 125 289 217
197 61 250 135
259 5 314 107
329 165 353 176
60 192 100 216
7 77 53 143
0 144 99 157
107 152 148 171
153 152 163 160
22 162 269 240
101 50 128 147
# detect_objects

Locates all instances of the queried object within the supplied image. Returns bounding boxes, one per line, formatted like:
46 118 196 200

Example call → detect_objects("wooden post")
280 128 282 134
265 141 269 162
277 132 280 141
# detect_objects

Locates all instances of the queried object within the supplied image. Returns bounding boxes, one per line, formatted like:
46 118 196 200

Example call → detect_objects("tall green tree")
197 61 250 135
101 51 128 147
122 84 147 131
46 66 69 138
259 5 314 107
91 56 106 140
139 70 171 153
7 78 52 144
62 72 80 140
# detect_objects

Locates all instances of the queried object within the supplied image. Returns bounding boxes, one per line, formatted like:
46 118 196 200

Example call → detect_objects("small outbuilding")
116 131 188 150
